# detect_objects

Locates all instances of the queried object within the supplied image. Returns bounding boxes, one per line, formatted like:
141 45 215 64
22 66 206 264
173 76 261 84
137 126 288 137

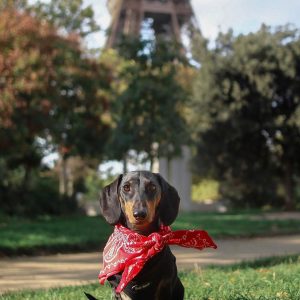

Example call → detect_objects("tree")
29 0 109 196
0 8 111 208
106 37 193 170
191 25 300 209
31 0 99 38
0 0 27 9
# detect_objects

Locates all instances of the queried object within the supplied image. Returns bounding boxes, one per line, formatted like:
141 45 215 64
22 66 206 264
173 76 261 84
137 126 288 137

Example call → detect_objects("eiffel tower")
106 0 199 48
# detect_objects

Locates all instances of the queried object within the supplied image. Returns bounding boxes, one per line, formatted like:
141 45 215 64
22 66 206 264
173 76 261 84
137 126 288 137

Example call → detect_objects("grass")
0 215 112 256
1 211 300 256
173 211 300 238
183 255 300 300
1 255 299 299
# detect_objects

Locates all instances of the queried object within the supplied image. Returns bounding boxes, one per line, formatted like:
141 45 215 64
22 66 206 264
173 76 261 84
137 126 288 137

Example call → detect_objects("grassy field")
1 255 299 300
0 215 110 256
1 211 300 256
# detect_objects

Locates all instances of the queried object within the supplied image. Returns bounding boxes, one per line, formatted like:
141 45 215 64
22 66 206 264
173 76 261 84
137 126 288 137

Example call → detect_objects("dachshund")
98 171 184 300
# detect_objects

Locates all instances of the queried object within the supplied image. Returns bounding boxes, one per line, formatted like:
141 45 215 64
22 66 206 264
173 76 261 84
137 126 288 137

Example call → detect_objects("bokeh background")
1 1 300 298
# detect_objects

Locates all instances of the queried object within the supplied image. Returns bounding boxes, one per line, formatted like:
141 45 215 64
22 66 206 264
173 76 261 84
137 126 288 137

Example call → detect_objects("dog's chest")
108 246 178 299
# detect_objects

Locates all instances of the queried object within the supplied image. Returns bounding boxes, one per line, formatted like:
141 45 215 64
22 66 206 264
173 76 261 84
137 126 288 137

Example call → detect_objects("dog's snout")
133 209 147 220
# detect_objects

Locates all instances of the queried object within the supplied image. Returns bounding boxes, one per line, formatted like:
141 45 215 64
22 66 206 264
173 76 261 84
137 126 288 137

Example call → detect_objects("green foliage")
191 25 300 209
31 0 100 37
192 179 220 202
83 170 115 202
0 8 112 213
106 37 191 163
2 256 300 299
0 0 28 10
0 169 77 217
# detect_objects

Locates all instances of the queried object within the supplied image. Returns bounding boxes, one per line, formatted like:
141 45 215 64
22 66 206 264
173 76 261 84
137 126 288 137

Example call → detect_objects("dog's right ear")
99 175 122 225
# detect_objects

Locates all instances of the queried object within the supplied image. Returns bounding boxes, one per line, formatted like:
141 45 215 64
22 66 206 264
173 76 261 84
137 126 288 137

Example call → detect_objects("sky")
85 0 300 49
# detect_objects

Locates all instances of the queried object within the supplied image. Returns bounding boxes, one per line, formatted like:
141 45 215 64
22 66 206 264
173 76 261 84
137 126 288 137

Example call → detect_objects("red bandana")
98 224 217 293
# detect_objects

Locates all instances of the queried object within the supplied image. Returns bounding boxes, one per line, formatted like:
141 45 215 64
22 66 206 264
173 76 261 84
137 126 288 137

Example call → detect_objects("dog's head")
99 171 180 233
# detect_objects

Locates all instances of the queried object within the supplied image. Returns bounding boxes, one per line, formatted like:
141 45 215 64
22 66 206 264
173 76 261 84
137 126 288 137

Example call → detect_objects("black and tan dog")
99 171 184 300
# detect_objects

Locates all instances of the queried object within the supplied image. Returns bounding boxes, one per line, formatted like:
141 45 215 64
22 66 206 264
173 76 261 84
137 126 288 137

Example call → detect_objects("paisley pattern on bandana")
99 224 217 293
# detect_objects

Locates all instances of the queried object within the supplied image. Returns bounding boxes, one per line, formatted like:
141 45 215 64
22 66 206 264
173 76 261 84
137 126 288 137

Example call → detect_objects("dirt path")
1 234 300 295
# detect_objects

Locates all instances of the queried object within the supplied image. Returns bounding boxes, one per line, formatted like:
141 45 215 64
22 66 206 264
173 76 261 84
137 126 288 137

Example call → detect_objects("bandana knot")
99 224 217 293
149 232 165 251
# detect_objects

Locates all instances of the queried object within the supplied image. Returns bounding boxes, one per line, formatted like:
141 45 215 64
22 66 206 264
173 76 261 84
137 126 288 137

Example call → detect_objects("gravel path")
1 234 300 294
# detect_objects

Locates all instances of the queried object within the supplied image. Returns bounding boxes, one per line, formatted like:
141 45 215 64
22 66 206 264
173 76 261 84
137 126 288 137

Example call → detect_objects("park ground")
0 211 300 299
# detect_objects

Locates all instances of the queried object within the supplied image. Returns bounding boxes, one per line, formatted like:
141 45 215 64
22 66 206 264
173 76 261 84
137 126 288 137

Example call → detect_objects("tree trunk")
283 161 295 211
22 164 32 191
59 155 68 196
67 166 74 197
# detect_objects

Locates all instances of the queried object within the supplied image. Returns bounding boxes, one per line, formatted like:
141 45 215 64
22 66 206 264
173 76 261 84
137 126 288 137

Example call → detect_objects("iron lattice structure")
106 0 199 48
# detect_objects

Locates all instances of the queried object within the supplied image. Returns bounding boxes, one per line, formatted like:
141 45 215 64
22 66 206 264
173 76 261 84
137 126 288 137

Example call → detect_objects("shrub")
0 175 78 217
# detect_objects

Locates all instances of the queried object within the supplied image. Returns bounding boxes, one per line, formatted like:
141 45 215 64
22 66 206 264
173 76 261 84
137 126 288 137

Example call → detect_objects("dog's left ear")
99 175 122 225
155 173 180 226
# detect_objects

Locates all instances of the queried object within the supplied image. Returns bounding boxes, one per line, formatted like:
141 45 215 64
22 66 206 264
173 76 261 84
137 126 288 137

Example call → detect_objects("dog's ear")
99 175 122 225
155 173 180 226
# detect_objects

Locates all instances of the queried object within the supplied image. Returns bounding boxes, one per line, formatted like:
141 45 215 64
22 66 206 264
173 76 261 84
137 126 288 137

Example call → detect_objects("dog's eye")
123 184 130 192
148 184 156 192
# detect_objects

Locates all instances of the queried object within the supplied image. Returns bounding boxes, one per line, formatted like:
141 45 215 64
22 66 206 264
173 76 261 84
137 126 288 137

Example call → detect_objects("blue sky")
85 0 300 49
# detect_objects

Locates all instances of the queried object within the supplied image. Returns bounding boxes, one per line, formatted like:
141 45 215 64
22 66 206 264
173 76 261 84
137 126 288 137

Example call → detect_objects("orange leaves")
0 7 112 160
0 8 79 126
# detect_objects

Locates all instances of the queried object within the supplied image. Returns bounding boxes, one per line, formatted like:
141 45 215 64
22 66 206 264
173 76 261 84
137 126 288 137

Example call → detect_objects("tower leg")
159 146 193 211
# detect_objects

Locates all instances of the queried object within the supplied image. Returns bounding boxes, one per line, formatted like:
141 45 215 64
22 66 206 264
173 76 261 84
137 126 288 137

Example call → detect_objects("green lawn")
0 215 112 256
173 211 300 238
1 255 299 300
1 211 300 256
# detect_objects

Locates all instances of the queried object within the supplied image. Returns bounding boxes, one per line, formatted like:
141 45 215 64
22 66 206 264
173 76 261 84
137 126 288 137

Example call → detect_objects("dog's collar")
98 224 217 293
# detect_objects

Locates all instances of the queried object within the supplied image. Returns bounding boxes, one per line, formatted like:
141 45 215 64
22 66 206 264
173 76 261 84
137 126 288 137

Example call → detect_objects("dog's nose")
133 210 147 220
